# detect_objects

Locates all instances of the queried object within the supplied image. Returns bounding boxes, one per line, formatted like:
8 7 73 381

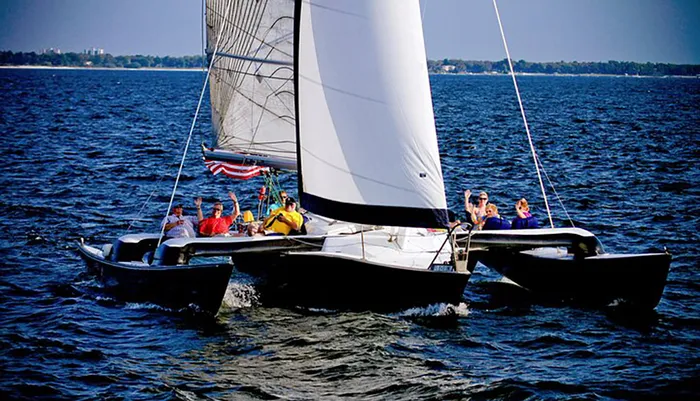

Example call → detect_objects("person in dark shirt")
482 204 511 230
511 198 539 229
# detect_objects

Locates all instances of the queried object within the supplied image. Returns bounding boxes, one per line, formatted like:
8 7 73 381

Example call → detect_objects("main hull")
472 249 671 310
232 251 470 312
78 243 233 314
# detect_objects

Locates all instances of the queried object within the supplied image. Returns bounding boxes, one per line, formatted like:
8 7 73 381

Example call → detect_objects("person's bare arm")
229 192 240 220
277 214 300 231
195 197 204 222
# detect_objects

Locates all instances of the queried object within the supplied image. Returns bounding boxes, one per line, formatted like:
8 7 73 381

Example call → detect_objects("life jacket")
511 215 539 229
265 208 304 235
242 210 254 223
483 216 511 230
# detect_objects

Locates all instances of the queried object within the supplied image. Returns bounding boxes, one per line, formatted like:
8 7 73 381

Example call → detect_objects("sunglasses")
212 208 222 211
479 198 488 201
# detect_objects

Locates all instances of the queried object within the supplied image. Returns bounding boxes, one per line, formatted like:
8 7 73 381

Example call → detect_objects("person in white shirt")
161 199 202 238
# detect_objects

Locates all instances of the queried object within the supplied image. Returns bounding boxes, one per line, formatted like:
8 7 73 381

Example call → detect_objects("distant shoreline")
0 65 204 72
1 65 696 78
3 51 698 76
429 71 699 79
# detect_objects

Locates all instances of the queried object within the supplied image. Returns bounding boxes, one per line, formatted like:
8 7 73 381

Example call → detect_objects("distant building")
83 47 105 56
441 65 455 72
41 48 62 55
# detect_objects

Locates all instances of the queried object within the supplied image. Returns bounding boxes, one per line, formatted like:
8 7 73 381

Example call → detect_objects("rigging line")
536 154 576 228
245 78 291 155
249 16 295 64
236 9 291 156
287 236 324 248
211 3 280 140
199 0 207 146
126 137 190 233
217 82 295 130
212 3 277 133
158 0 235 247
492 0 554 228
228 0 267 91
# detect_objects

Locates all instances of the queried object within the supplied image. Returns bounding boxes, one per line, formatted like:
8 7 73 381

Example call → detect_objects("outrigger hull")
78 242 233 314
472 248 671 310
232 251 471 312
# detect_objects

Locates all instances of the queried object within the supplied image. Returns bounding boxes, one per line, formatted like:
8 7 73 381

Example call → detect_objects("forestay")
296 0 449 228
205 0 297 169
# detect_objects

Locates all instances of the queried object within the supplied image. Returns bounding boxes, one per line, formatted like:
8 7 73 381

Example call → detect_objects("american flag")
204 159 269 180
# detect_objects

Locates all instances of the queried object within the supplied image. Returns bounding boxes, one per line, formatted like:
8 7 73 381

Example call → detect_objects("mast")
293 0 303 199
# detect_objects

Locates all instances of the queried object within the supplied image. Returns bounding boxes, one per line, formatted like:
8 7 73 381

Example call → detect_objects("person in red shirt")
198 191 240 237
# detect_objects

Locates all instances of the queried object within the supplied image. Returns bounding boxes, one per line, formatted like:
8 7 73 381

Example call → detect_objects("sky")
0 0 698 64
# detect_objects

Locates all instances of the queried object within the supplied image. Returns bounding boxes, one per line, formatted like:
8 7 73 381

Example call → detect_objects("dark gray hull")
232 251 471 312
472 249 671 310
78 244 233 314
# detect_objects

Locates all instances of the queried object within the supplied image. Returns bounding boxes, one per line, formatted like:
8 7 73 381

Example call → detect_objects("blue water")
1 69 698 400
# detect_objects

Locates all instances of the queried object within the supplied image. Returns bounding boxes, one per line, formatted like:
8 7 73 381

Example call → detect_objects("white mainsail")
296 0 449 228
205 0 297 169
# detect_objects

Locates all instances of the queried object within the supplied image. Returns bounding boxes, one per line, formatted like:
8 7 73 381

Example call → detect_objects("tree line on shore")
0 51 204 69
1 51 699 76
429 58 700 76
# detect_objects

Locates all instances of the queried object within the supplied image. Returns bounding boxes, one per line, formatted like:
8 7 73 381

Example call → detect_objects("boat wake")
394 302 470 318
124 301 174 312
220 281 260 309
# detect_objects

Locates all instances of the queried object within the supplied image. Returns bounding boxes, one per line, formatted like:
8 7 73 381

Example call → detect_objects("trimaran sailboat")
78 0 671 314
78 0 471 314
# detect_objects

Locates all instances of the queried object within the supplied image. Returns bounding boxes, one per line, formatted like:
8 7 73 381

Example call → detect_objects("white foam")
394 302 470 317
124 302 172 312
220 282 260 309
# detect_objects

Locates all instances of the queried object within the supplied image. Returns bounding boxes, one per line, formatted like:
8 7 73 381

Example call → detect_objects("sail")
295 0 449 228
205 0 297 170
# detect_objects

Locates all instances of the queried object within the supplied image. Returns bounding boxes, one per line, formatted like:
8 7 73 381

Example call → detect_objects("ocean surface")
0 68 698 400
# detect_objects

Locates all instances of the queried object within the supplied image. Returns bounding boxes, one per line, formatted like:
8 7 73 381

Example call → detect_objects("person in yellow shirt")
249 197 304 236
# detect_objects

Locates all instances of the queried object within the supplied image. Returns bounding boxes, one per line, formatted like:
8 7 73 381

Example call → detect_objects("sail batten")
211 51 293 66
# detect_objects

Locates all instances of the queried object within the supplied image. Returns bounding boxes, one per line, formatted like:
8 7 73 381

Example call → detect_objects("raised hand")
464 190 474 213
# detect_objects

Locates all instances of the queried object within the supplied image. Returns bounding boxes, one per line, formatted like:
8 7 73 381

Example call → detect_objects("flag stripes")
204 159 269 180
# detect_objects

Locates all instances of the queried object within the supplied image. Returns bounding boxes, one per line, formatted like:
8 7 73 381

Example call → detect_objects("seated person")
482 204 511 230
198 191 240 237
249 197 303 236
265 190 288 216
161 199 201 238
511 198 539 229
